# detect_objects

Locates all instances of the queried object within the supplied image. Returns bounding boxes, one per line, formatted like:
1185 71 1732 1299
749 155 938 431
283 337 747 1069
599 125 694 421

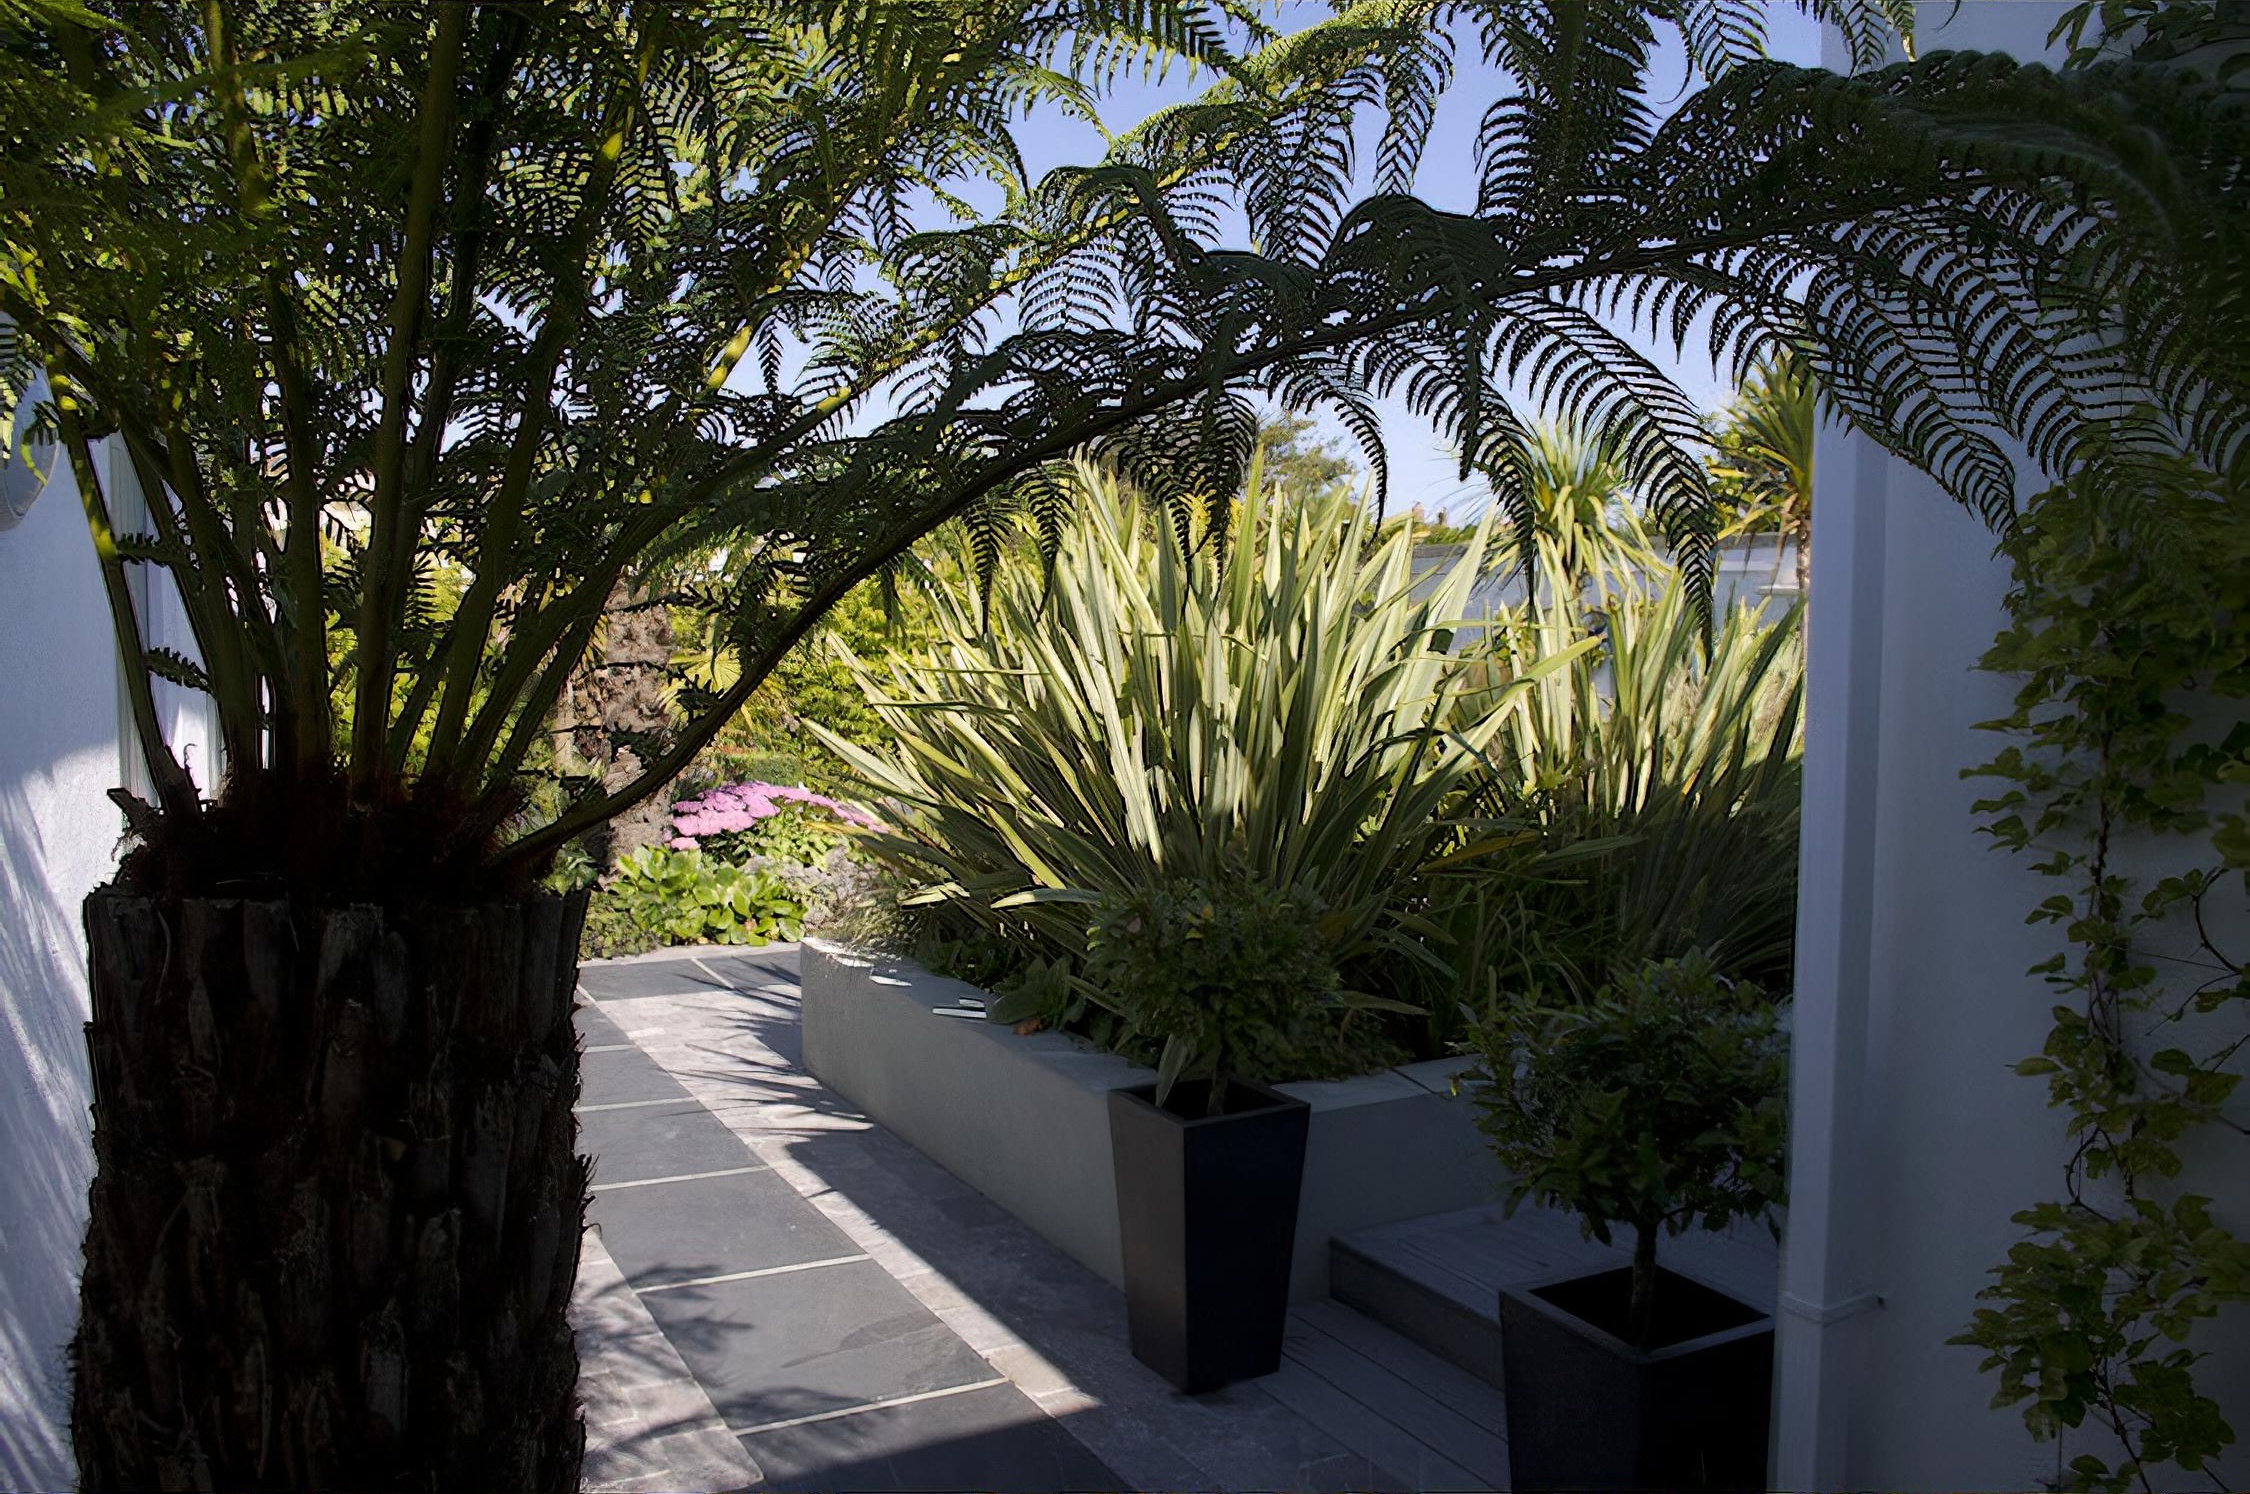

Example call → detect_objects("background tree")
554 578 680 861
1253 409 1362 501
1710 348 1817 596
1481 420 1647 601
676 564 944 797
2 0 2244 1488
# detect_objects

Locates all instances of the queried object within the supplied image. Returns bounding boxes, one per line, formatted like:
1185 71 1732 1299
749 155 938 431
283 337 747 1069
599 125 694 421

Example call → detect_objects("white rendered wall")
1778 7 2248 1485
0 438 216 1487
0 444 119 1489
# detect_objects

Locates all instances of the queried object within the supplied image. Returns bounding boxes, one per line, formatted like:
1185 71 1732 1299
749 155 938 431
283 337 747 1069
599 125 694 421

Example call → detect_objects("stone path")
572 947 1115 1492
568 943 1511 1493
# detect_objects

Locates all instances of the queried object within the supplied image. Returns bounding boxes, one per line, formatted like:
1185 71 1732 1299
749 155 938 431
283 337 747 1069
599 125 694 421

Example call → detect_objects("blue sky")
764 9 1835 518
997 7 1829 516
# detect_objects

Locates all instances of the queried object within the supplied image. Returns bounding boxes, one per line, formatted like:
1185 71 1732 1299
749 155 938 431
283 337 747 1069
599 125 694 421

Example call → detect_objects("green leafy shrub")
1466 951 1788 1347
1083 873 1411 1113
604 845 806 947
541 838 602 894
731 803 852 865
821 463 1576 1070
578 895 665 962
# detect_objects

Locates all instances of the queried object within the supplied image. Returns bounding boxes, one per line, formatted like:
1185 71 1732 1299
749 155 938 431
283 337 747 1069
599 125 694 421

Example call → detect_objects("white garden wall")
801 940 1505 1303
0 439 216 1489
1779 13 2248 1487
0 441 119 1490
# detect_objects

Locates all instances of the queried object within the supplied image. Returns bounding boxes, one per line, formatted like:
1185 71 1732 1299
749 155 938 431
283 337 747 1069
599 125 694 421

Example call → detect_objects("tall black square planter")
1107 1079 1310 1394
1499 1265 1774 1491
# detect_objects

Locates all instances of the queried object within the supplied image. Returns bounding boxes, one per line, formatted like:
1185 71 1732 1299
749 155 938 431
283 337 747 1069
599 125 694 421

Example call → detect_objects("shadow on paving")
623 986 850 1129
677 986 1412 1492
734 1384 1116 1493
575 965 1127 1492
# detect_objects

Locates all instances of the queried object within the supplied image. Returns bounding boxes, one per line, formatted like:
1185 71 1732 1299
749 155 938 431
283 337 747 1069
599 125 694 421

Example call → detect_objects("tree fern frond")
6 0 2240 879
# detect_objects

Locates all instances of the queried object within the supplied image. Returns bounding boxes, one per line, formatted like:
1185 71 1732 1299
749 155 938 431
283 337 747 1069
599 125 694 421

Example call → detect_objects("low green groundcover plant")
578 894 665 962
1466 951 1788 1348
602 845 807 948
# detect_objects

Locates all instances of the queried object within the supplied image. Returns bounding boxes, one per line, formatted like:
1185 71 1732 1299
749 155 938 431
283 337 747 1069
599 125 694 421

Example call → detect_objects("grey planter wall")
802 939 1505 1301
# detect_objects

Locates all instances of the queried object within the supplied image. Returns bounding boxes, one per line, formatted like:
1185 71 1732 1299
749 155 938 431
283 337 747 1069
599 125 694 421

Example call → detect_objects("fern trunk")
558 578 677 866
71 892 590 1491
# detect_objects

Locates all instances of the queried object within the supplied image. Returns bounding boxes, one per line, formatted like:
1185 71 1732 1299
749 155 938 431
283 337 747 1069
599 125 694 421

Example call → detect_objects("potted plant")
1466 951 1788 1491
1087 873 1352 1393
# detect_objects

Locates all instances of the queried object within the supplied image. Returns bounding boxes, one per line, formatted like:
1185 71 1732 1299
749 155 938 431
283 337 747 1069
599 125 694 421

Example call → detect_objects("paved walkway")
567 944 1449 1493
571 946 1117 1492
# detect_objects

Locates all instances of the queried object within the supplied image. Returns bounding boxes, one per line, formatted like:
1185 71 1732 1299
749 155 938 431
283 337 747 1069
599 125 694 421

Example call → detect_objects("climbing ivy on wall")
1954 442 2250 1492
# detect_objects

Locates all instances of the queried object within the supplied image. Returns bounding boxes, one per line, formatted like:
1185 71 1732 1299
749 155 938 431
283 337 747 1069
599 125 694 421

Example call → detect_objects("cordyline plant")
1709 347 1816 598
2 0 2245 1488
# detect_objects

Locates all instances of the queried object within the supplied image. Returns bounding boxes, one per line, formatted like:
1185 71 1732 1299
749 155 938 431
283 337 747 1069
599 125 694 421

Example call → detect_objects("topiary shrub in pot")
1088 872 1400 1393
1466 951 1788 1491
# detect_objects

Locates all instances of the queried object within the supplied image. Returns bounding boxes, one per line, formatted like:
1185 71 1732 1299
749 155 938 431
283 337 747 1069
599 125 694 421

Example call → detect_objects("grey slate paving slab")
579 1100 763 1188
575 1000 634 1049
581 960 739 1000
573 947 1499 1493
596 1166 855 1289
637 1261 1001 1431
580 1044 694 1106
574 1231 763 1493
615 969 1419 1492
740 1383 1116 1493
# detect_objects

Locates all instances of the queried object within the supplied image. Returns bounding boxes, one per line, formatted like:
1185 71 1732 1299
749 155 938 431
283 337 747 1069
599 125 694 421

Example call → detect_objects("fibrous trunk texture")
72 892 590 1492
558 578 675 863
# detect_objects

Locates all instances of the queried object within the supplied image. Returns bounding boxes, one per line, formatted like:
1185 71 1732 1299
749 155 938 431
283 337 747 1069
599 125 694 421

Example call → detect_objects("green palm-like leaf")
814 459 1542 996
1710 346 1817 590
1441 539 1805 1008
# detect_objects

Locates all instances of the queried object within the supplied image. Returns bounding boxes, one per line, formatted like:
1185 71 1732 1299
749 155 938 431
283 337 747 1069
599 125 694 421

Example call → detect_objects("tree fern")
0 0 2239 891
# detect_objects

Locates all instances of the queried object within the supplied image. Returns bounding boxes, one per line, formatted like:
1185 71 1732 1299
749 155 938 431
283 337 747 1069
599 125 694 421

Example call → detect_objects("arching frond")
3 0 2239 879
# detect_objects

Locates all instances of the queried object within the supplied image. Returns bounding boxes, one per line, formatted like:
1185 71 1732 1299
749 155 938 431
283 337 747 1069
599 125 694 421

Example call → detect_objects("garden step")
1266 1299 1511 1491
1330 1202 1781 1392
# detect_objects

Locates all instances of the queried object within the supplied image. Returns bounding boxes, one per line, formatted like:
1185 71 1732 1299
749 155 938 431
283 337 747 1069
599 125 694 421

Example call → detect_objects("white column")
1771 427 1892 1488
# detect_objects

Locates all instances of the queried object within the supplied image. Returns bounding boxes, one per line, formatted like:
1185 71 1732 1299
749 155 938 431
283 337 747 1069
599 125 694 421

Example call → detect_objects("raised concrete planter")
802 939 1505 1301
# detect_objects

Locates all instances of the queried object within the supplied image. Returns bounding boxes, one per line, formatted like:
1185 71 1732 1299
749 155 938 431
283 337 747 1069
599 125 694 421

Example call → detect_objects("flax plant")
819 461 1584 1016
1444 537 1805 1010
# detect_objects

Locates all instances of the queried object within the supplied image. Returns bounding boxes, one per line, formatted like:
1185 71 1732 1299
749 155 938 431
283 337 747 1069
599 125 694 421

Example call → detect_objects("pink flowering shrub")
667 780 878 867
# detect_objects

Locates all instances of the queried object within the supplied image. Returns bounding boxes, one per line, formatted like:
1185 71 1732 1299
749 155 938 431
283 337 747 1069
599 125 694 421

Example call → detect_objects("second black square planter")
1107 1078 1311 1394
1499 1263 1775 1490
